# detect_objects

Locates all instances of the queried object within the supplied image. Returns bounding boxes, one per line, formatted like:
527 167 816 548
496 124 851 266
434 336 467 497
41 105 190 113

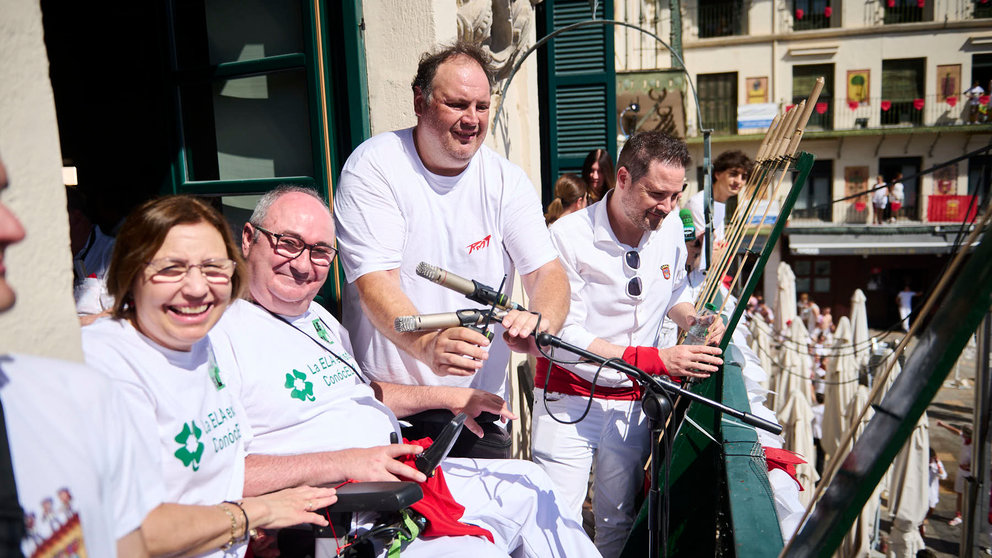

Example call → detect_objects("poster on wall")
846 70 870 105
934 162 957 194
616 71 687 139
746 77 768 104
936 64 961 103
844 166 869 210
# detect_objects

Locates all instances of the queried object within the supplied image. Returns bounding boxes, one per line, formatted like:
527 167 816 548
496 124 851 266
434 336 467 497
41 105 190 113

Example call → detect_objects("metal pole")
964 311 992 556
703 130 713 272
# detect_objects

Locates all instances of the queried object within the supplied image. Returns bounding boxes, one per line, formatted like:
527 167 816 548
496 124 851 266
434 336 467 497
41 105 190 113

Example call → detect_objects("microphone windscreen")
416 262 442 282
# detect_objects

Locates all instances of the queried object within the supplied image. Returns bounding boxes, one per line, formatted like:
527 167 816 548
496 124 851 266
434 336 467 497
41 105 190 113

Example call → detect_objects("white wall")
0 0 82 360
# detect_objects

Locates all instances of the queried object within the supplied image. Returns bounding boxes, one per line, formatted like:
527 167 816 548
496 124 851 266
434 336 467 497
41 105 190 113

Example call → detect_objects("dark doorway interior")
879 156 921 220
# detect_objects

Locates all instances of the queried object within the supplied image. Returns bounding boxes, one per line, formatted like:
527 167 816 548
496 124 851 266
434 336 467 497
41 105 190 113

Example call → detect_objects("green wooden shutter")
537 0 617 205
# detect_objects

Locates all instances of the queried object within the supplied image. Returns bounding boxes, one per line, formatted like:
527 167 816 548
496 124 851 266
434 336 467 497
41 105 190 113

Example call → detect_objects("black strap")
0 397 25 556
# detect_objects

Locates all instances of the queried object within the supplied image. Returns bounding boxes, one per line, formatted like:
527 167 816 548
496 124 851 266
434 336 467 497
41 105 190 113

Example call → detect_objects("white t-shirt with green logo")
1 353 155 558
210 300 400 454
82 318 249 558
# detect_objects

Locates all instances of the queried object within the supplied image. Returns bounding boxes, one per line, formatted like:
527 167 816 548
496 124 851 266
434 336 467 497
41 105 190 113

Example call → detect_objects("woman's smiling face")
131 221 232 351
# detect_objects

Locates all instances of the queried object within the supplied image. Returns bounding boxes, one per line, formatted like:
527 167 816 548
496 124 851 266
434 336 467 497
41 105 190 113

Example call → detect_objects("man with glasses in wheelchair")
529 132 725 558
209 186 598 557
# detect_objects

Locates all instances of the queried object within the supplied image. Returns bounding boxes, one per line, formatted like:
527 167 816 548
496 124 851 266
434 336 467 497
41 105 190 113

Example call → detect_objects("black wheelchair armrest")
328 482 423 512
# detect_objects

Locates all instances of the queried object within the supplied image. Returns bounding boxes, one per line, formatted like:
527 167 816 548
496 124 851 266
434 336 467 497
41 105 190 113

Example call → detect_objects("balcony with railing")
785 94 992 131
883 0 932 23
690 0 746 38
791 0 835 31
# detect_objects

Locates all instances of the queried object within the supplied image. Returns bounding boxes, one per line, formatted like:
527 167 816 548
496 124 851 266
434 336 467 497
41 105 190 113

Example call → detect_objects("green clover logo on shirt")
285 369 316 402
174 421 205 471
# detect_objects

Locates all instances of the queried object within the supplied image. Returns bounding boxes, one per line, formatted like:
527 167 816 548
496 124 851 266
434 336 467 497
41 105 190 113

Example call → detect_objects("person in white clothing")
0 155 151 557
872 176 888 225
210 186 599 557
685 149 752 270
334 43 570 455
81 195 336 558
66 186 116 321
896 284 921 332
889 173 905 222
530 132 726 558
965 81 985 123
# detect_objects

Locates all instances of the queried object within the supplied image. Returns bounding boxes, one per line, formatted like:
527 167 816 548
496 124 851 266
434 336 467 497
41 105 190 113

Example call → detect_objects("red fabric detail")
848 101 859 110
786 104 796 112
622 346 670 377
815 102 828 115
854 201 866 211
824 5 833 16
881 100 892 111
398 439 495 543
887 0 895 7
981 95 991 105
535 358 643 400
764 447 807 491
890 202 903 211
913 98 925 110
916 0 924 8
795 8 804 19
722 275 733 290
87 273 98 279
946 96 958 107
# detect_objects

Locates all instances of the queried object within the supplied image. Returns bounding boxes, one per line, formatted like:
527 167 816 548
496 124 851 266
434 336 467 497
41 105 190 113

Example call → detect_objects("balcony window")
792 160 833 222
698 72 738 134
883 0 932 24
879 157 920 220
793 64 834 131
977 0 992 18
881 58 925 126
698 0 745 38
793 0 834 30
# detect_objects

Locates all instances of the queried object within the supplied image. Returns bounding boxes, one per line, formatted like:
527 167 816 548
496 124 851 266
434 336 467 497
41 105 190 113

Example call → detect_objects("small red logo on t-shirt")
467 235 492 254
661 265 671 280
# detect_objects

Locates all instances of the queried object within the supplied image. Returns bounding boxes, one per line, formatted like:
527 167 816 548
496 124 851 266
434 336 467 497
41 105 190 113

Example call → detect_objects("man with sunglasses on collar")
530 132 725 558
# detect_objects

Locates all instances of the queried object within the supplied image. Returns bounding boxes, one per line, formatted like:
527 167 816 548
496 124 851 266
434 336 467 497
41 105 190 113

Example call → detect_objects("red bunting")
848 101 859 110
881 100 892 111
824 6 833 16
796 8 804 19
815 102 828 114
913 98 925 110
946 96 958 107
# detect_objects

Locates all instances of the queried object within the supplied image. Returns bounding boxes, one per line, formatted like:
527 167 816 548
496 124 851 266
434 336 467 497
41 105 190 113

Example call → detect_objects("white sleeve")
666 227 693 315
500 168 559 275
334 150 407 283
551 224 597 351
101 381 164 538
687 192 705 232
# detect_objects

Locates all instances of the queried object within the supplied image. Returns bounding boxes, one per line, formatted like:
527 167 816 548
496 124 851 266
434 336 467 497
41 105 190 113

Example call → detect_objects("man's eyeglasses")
254 225 337 267
624 250 642 298
146 258 236 284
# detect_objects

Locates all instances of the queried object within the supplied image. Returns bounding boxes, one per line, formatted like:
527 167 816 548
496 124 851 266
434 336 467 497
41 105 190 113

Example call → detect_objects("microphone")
394 308 508 333
416 262 525 311
679 208 696 242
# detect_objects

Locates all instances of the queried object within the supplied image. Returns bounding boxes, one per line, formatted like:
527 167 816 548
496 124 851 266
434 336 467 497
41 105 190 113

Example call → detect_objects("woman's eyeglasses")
146 258 236 284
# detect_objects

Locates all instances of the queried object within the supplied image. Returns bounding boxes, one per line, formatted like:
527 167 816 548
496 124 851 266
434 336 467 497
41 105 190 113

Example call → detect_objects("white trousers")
398 457 601 558
899 305 911 332
530 389 650 558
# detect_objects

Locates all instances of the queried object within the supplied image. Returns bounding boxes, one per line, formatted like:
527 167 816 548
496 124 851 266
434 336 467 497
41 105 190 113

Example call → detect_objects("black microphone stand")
534 331 782 558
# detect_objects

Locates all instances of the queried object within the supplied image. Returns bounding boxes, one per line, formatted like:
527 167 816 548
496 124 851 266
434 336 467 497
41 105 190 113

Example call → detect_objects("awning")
786 231 981 256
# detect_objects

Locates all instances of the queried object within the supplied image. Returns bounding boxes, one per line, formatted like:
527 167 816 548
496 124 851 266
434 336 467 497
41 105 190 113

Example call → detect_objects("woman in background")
82 196 336 557
581 148 615 202
545 173 588 225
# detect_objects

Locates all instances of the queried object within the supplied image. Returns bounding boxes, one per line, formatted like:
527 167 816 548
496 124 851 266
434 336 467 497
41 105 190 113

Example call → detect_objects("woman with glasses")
81 195 336 557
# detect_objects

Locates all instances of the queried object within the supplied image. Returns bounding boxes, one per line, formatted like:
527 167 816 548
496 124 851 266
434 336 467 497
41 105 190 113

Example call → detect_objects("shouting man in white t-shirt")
209 186 599 557
334 42 570 457
685 149 752 270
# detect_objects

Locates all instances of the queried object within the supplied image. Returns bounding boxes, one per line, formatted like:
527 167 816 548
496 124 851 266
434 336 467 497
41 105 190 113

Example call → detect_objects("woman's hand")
246 486 338 529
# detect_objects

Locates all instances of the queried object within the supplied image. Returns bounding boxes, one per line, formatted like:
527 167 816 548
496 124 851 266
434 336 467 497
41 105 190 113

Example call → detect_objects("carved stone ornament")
457 0 543 80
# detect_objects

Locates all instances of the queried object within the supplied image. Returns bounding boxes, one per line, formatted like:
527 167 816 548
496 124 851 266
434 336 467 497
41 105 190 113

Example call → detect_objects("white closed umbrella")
821 317 858 461
851 289 870 369
886 415 930 558
778 389 819 507
840 385 880 557
775 263 797 335
749 314 774 390
774 319 812 414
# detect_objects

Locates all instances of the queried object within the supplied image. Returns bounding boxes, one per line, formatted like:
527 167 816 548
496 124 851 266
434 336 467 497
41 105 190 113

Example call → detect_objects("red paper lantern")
824 6 833 16
881 100 892 111
946 96 958 107
848 101 859 110
815 102 828 114
913 98 925 110
796 8 804 19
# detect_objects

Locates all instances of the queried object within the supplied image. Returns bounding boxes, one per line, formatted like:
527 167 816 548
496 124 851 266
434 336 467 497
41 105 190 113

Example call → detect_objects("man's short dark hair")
616 132 691 184
411 41 496 101
713 150 753 176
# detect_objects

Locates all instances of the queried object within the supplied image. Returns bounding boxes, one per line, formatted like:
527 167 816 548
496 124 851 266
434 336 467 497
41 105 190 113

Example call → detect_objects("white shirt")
334 128 559 400
687 190 725 270
965 85 985 105
896 291 915 310
890 182 905 203
82 319 250 558
549 194 692 388
2 353 155 557
872 187 888 208
210 300 400 454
